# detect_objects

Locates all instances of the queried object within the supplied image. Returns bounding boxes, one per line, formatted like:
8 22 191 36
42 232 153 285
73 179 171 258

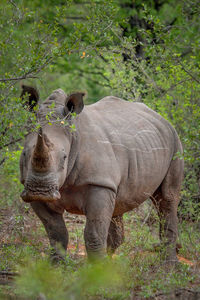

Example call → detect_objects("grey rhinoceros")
20 88 184 263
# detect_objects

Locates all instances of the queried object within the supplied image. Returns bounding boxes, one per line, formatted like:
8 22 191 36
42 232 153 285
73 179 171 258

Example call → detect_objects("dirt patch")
151 289 200 300
0 206 86 260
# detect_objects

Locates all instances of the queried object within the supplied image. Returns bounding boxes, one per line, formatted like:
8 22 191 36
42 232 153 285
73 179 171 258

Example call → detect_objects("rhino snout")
20 189 61 203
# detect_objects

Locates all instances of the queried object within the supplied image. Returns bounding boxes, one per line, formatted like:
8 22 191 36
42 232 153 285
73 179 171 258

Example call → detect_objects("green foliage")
15 258 125 300
59 0 199 217
0 212 199 299
16 259 67 300
0 0 119 212
0 0 118 159
0 150 22 206
0 1 200 297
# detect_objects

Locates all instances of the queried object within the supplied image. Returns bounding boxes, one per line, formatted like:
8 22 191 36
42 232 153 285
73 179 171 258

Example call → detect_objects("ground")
0 202 200 299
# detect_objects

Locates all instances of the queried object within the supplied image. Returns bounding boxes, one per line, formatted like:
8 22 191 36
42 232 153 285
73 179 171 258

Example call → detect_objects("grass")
0 203 200 300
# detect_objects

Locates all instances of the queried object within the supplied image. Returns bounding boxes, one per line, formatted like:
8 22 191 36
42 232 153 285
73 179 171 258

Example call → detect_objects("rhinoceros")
20 88 184 263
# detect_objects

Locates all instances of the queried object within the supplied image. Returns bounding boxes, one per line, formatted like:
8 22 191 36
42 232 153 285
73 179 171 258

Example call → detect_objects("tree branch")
179 61 200 84
75 69 111 88
0 158 6 166
0 55 52 85
77 68 110 83
159 78 193 98
0 138 22 151
0 75 38 82
95 50 109 63
64 16 87 20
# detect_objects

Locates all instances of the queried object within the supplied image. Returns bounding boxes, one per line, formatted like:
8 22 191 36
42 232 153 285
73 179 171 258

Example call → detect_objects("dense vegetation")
0 0 199 299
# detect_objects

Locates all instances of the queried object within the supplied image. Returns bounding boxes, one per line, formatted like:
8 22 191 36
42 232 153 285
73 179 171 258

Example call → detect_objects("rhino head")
20 88 85 203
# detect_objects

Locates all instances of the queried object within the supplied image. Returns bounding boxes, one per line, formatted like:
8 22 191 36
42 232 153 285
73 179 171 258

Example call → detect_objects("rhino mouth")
21 188 61 203
21 173 60 202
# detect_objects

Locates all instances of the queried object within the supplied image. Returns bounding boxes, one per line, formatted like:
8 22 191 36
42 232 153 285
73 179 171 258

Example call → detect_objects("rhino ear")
65 92 85 115
20 84 39 112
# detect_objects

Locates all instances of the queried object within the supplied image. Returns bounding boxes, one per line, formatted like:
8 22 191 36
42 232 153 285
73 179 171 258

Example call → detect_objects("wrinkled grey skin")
20 88 184 263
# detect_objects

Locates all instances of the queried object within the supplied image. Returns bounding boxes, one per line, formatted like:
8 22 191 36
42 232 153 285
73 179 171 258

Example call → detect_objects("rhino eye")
63 154 67 160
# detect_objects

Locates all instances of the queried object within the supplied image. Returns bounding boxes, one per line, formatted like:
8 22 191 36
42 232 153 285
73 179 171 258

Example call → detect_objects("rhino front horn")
34 128 48 155
32 128 51 172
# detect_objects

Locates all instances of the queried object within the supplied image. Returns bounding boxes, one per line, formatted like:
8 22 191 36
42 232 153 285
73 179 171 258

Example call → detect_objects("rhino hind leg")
107 216 124 256
151 156 184 264
31 202 68 263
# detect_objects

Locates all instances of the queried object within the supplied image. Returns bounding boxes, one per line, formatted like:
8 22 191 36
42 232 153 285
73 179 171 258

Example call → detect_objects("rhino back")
68 96 181 214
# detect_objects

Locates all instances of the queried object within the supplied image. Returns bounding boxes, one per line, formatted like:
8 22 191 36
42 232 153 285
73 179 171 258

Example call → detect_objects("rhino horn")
32 128 52 172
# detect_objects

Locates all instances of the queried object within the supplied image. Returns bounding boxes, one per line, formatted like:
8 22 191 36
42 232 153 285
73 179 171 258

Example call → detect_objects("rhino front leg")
31 202 68 262
107 216 124 256
84 187 115 261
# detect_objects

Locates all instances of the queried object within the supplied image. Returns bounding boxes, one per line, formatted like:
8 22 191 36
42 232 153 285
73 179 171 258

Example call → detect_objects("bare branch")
0 75 38 82
64 16 87 20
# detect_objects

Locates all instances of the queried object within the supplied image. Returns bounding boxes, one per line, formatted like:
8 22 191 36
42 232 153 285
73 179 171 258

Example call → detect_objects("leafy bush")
0 150 22 207
15 258 125 300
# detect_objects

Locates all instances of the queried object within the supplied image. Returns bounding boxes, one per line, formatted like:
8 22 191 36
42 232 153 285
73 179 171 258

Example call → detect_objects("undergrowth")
0 207 200 300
